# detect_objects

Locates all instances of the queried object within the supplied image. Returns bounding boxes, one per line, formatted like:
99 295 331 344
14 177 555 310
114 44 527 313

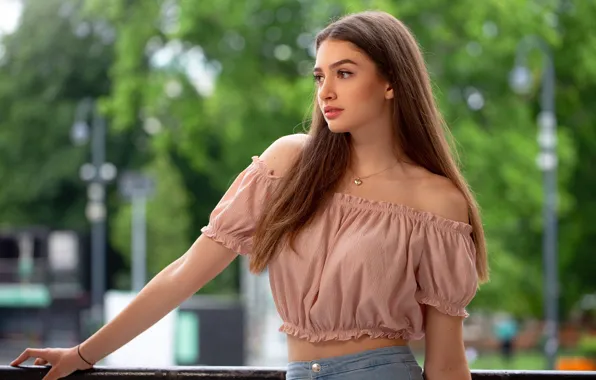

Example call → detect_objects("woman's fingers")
34 358 49 366
10 348 49 366
11 346 91 380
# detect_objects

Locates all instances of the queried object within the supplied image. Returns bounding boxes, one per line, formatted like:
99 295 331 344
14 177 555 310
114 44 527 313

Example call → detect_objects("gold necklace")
352 163 399 186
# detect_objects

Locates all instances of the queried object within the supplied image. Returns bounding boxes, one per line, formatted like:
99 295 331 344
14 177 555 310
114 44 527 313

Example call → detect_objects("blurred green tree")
0 0 196 293
0 0 114 229
556 0 596 316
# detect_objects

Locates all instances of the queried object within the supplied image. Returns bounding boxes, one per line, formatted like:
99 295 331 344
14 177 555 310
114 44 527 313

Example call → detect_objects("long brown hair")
250 11 488 283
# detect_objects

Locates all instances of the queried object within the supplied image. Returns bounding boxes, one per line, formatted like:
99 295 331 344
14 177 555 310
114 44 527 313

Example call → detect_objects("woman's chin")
326 122 352 134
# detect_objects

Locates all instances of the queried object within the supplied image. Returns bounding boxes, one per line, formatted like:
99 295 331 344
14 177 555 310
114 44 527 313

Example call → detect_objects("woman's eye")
313 75 323 84
338 70 352 79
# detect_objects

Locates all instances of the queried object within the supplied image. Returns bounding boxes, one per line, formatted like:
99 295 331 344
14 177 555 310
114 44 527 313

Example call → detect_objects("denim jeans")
285 345 424 380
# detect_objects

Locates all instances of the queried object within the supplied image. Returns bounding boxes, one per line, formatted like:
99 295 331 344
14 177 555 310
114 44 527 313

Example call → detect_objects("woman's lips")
324 107 343 119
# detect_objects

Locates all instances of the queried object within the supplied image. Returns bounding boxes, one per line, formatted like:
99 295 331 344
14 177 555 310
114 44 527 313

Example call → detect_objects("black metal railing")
1 366 595 379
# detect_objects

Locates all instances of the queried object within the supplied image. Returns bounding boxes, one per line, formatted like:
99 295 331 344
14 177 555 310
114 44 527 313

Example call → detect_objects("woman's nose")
318 78 336 101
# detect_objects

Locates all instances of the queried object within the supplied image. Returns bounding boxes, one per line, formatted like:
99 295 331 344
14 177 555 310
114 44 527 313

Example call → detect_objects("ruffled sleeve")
414 222 478 318
200 156 279 255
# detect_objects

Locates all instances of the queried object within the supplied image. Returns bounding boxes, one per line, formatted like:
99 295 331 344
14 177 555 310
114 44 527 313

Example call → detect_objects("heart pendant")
354 178 363 186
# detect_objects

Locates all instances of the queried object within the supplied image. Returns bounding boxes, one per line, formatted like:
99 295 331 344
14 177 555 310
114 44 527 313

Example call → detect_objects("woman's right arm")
79 235 238 363
11 235 237 379
81 133 310 362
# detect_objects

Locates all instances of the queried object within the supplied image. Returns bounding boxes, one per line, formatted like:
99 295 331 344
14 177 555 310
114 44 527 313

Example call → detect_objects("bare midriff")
287 334 409 362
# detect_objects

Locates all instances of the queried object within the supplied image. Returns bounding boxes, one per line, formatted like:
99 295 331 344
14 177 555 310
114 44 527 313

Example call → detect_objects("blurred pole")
131 191 147 292
539 44 559 372
73 98 117 334
510 36 559 370
90 107 107 330
118 172 154 293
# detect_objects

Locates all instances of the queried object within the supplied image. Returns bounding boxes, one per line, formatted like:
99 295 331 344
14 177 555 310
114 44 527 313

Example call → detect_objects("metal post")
510 36 559 370
72 98 117 337
131 192 147 292
538 44 559 371
90 107 107 328
118 172 154 293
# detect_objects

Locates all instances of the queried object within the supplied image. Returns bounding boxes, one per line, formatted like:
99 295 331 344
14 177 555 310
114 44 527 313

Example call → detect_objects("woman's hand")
10 346 93 380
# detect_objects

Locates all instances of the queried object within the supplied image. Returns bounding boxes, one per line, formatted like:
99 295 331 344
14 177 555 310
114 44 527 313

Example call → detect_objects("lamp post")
71 98 117 332
509 36 559 370
118 171 155 292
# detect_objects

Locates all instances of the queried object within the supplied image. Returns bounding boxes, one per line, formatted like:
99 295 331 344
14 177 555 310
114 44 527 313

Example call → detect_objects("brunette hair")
250 11 488 283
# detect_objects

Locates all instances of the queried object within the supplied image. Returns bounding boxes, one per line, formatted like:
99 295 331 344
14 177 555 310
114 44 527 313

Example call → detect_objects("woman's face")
313 39 394 134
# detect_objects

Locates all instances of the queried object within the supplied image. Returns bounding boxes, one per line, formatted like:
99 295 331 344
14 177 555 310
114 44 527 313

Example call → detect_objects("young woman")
11 10 488 380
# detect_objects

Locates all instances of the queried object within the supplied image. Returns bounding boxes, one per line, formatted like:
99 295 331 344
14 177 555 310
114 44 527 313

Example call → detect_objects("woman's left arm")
418 179 476 380
423 306 471 380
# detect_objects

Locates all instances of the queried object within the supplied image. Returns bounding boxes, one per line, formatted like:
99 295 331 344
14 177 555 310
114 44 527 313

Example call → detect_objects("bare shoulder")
259 133 310 177
417 174 469 224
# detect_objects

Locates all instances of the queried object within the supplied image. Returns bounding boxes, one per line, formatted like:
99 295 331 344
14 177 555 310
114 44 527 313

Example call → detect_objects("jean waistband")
287 345 417 376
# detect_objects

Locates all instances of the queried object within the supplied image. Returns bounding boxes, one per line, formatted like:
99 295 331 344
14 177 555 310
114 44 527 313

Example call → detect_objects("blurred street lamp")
509 65 533 95
510 35 559 370
71 98 117 333
70 120 90 146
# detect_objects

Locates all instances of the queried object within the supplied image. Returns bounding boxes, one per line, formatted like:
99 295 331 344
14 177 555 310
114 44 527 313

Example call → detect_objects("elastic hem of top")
279 322 424 343
200 226 251 255
333 192 474 235
415 291 470 318
250 156 473 235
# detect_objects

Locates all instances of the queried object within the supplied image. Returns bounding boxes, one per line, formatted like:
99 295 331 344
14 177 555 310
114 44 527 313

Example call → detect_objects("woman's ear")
385 85 394 100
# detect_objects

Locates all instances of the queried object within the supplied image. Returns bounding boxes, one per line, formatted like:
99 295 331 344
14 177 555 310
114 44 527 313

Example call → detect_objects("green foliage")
577 335 596 359
0 0 114 228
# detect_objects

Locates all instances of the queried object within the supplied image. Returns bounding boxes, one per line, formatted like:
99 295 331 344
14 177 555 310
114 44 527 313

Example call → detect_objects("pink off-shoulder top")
201 156 478 342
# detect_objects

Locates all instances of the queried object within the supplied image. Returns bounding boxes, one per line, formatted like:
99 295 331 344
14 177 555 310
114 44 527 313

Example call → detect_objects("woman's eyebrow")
313 58 358 73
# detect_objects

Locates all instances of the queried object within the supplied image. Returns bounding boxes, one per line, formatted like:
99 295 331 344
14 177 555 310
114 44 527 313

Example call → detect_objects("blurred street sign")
0 284 50 307
118 171 156 200
48 231 78 272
